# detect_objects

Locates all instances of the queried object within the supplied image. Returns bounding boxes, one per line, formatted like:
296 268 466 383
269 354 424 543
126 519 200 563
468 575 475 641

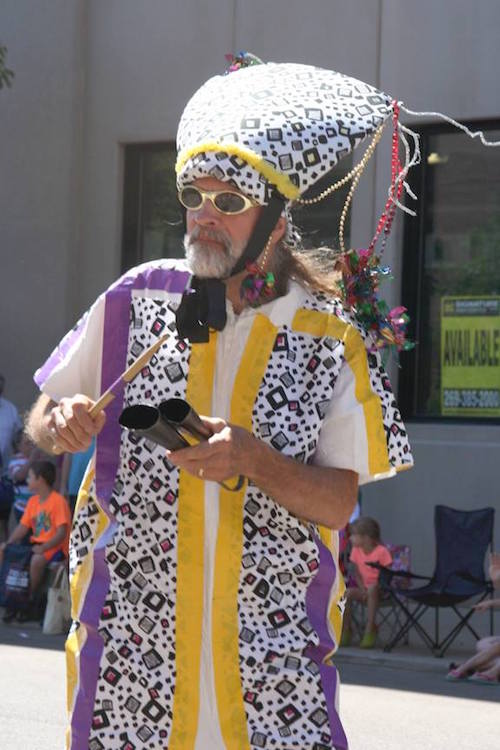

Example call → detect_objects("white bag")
42 565 72 635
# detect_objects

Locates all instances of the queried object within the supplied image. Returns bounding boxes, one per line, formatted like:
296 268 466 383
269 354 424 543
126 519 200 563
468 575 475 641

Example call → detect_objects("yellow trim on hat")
176 141 301 200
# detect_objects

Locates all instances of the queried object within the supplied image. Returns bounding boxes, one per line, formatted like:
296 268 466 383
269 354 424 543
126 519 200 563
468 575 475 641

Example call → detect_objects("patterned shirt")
35 260 412 750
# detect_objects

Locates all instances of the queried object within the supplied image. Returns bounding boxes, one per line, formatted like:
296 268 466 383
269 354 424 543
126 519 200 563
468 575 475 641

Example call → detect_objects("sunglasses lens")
180 187 203 209
214 192 247 214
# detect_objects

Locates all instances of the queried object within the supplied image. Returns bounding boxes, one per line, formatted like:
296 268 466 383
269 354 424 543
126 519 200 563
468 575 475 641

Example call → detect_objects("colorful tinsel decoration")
338 249 414 362
240 263 275 306
224 51 263 74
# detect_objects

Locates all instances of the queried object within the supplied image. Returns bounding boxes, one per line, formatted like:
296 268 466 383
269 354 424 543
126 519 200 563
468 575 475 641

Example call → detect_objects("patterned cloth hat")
176 61 393 205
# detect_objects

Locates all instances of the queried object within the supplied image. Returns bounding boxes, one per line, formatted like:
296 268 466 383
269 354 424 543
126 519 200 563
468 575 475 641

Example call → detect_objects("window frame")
398 118 500 424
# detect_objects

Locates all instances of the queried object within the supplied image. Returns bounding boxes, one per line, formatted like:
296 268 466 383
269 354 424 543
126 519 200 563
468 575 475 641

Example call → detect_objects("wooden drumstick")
52 333 170 453
88 333 170 418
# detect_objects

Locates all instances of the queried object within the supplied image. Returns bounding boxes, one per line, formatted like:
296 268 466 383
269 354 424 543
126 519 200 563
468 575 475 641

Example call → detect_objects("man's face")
184 177 262 278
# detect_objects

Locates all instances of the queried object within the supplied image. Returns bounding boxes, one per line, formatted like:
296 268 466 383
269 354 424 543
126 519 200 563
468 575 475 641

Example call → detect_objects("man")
0 373 22 471
28 59 412 749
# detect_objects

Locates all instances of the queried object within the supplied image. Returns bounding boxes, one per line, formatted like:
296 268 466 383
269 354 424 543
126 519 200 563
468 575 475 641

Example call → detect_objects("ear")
271 215 287 244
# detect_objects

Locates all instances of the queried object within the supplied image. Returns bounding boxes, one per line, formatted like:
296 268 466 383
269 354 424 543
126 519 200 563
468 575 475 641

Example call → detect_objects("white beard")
184 227 245 278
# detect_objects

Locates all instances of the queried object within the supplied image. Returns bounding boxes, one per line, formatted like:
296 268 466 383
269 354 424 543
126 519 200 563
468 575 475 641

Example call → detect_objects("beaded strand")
337 122 386 254
368 102 403 255
295 123 386 207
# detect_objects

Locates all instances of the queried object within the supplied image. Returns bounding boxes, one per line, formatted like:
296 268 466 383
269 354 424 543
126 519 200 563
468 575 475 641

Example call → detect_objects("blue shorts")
46 549 66 563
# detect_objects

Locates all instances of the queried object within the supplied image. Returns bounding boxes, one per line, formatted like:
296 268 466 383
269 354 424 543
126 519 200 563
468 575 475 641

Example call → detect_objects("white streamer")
399 103 500 147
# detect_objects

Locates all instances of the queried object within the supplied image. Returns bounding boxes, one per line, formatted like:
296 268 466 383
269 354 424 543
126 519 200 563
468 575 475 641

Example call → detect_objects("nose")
190 197 220 227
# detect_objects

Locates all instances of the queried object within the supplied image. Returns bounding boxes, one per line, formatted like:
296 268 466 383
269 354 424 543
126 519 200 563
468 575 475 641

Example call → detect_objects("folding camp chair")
375 505 495 657
375 544 412 643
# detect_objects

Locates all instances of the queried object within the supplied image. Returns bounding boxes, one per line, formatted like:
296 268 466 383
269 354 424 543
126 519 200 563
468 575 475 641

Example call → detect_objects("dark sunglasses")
178 186 257 215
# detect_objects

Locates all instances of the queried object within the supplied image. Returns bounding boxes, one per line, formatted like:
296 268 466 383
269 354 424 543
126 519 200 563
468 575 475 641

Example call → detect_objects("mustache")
187 225 232 250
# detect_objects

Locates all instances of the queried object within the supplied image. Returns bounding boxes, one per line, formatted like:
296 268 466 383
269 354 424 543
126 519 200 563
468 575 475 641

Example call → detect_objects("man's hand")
31 544 46 555
48 395 106 454
167 414 358 529
166 416 255 482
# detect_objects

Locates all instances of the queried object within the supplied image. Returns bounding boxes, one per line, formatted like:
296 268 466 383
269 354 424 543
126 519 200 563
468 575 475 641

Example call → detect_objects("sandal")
339 630 352 648
445 667 470 681
360 630 377 649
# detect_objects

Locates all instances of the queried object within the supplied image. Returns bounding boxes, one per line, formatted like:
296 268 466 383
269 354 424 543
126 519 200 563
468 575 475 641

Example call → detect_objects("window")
122 144 185 272
399 121 500 421
122 143 353 273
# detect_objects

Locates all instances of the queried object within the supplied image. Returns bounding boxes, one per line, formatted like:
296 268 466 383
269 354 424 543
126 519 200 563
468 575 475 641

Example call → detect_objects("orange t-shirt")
20 491 71 558
350 544 392 588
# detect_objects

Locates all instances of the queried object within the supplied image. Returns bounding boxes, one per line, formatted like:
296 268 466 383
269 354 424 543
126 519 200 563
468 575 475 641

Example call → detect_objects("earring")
240 234 276 306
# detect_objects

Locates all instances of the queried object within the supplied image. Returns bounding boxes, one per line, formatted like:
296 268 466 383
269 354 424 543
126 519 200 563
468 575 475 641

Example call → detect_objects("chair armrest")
441 571 492 590
365 562 431 588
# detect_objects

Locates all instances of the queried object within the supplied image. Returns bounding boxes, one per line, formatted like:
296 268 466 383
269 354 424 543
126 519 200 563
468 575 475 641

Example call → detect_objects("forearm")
6 524 30 545
246 437 358 529
26 394 58 454
353 566 365 590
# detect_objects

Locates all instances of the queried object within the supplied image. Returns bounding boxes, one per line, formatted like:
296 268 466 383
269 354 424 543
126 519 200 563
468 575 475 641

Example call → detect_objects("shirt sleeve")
34 294 105 403
314 323 413 485
20 497 35 528
377 545 393 567
349 546 361 566
52 494 71 528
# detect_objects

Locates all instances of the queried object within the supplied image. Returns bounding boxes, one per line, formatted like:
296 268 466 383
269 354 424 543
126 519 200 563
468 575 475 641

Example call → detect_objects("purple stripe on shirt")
34 263 191 392
306 532 348 750
69 264 190 749
70 531 116 749
320 663 348 750
306 532 337 661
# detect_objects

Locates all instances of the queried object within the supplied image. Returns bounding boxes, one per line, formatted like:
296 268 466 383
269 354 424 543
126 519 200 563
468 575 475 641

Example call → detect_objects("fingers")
198 415 227 434
49 395 105 453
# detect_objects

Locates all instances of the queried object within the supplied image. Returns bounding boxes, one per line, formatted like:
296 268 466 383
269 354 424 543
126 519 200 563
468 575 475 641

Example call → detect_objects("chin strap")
175 192 285 342
230 193 285 274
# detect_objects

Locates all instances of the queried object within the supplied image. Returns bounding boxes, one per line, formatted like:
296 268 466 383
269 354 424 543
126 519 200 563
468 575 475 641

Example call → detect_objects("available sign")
441 296 500 416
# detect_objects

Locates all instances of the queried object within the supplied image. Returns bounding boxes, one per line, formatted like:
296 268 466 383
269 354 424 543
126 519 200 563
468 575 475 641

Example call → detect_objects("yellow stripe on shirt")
212 315 278 750
292 308 390 476
169 333 217 750
318 525 345 658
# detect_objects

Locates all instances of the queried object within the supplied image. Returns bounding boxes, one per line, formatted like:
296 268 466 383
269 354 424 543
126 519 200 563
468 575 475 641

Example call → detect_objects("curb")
333 647 456 674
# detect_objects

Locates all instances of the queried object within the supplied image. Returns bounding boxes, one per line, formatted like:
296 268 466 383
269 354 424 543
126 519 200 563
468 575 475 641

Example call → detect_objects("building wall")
0 0 86 415
1 0 498 646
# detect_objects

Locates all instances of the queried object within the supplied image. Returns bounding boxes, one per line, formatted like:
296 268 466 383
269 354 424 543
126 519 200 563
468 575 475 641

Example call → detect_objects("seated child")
447 552 500 684
0 460 71 622
341 516 392 648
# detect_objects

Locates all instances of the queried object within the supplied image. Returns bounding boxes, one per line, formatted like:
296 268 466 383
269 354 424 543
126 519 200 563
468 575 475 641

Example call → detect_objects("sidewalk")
334 643 464 674
0 610 466 670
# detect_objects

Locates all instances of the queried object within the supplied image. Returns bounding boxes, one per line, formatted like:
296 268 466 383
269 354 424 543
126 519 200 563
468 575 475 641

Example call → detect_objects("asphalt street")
0 622 498 750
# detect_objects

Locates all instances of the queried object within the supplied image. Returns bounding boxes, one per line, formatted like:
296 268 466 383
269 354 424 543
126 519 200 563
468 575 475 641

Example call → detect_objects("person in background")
0 460 71 622
7 430 43 524
0 373 22 472
341 516 392 648
59 438 95 516
447 552 500 684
